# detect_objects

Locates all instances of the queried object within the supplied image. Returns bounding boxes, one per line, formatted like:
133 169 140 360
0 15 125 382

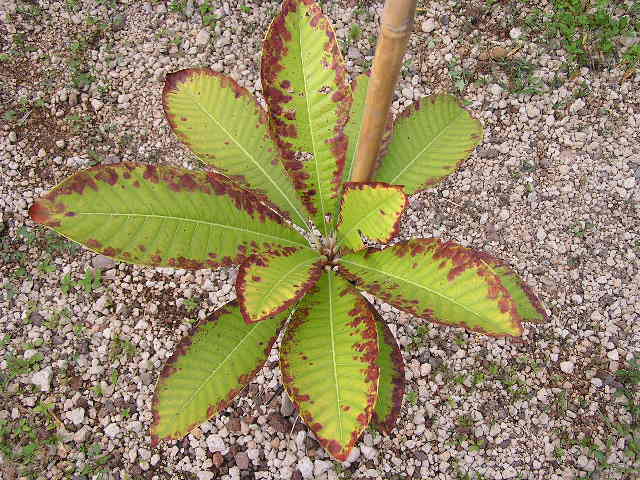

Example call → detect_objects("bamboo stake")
350 0 417 183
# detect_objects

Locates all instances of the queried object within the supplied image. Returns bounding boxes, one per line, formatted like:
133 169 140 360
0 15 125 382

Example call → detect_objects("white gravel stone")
68 407 85 426
196 29 210 46
570 98 586 113
421 18 436 33
526 104 540 119
105 423 121 438
314 460 332 477
31 367 53 392
298 457 314 479
560 361 575 374
23 349 38 360
90 99 104 111
361 445 378 460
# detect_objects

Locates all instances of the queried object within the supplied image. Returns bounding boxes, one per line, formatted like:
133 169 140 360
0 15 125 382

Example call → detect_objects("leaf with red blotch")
151 302 289 444
262 0 352 235
280 272 379 461
237 248 324 324
29 163 310 269
163 68 309 230
338 239 547 337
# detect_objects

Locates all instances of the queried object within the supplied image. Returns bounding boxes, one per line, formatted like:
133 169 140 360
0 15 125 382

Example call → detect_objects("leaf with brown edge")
163 68 309 230
151 302 289 445
280 272 379 461
29 163 310 269
336 182 407 252
237 247 324 324
262 0 352 235
338 239 540 337
482 259 548 324
374 95 483 194
371 310 405 434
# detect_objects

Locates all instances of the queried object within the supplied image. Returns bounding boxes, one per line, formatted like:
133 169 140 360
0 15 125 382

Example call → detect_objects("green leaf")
343 73 393 185
262 0 352 234
339 239 543 337
280 272 378 461
336 182 407 252
163 68 309 230
151 302 288 443
237 248 324 324
343 73 369 184
374 95 483 194
29 163 309 269
371 312 405 434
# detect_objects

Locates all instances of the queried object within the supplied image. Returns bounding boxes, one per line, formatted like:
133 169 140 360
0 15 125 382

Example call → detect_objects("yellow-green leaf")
151 302 288 444
336 182 407 252
343 73 369 184
262 0 352 234
280 272 379 461
338 239 544 337
29 163 309 269
374 95 483 194
163 68 309 230
237 248 324 323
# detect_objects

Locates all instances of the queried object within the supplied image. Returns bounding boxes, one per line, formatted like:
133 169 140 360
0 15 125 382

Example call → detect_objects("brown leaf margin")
369 306 405 434
338 239 547 338
480 257 549 324
336 182 407 251
261 0 352 219
279 275 379 461
236 248 325 324
150 301 286 446
29 162 302 270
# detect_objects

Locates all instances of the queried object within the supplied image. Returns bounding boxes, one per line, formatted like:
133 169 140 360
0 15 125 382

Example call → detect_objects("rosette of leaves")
29 0 547 461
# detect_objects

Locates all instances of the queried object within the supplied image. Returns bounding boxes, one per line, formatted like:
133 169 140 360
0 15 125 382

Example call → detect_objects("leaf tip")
28 200 49 225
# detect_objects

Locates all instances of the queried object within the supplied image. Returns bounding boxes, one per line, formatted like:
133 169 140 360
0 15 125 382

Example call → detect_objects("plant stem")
351 0 417 183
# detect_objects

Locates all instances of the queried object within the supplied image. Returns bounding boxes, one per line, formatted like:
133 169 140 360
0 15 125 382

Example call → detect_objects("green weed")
545 0 639 68
349 24 362 43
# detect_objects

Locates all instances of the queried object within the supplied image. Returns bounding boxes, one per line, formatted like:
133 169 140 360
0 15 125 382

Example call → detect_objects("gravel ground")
1 0 640 479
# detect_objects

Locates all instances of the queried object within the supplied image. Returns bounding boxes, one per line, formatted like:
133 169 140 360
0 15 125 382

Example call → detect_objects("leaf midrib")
388 102 466 184
327 272 344 443
297 13 328 235
76 212 309 249
340 257 504 328
180 88 309 231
